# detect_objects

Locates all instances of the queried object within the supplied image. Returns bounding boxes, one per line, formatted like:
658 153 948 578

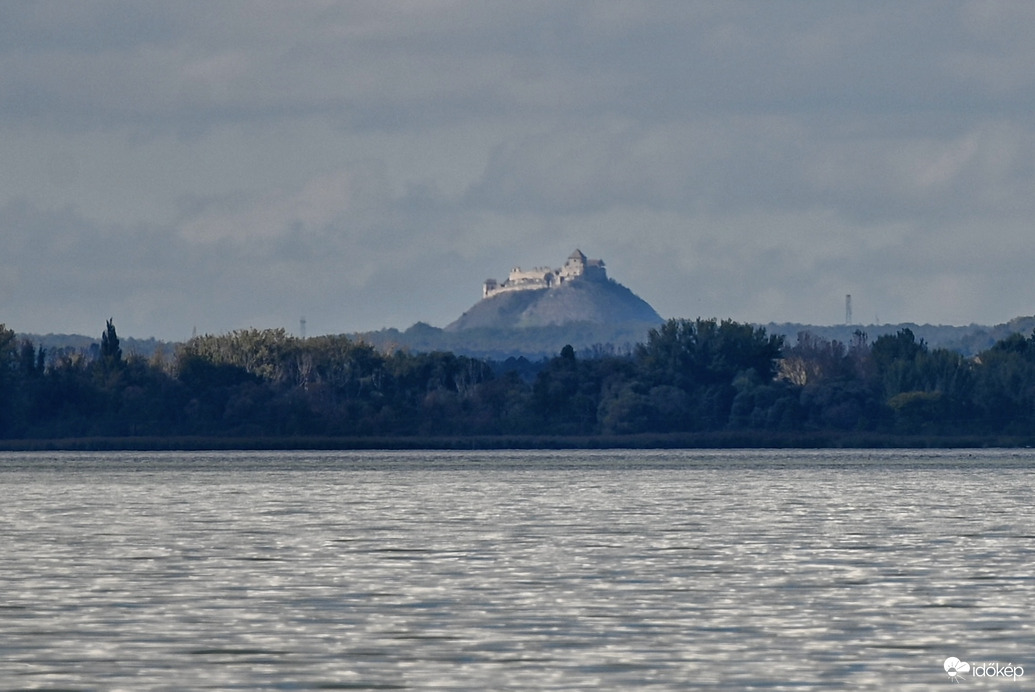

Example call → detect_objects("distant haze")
4 3 1035 340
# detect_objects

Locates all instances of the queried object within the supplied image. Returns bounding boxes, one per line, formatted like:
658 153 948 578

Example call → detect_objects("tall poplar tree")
101 318 122 368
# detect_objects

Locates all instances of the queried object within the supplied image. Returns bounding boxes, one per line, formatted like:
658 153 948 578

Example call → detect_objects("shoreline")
1 432 1031 452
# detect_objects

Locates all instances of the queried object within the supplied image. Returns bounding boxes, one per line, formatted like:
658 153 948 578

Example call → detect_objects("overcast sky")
4 1 1035 341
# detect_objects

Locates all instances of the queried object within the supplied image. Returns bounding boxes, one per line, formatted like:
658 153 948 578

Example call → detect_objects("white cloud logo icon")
944 657 971 682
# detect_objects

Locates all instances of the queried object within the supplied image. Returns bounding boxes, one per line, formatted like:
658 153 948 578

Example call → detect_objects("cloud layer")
3 1 1035 340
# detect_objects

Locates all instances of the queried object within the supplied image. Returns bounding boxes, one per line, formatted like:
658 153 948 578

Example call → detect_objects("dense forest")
2 317 1035 445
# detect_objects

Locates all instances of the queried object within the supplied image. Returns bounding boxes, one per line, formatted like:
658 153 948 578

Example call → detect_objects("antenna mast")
300 316 306 340
845 294 853 325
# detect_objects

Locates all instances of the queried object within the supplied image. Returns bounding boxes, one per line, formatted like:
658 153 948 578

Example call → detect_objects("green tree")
0 325 19 435
532 346 611 434
868 328 975 432
631 318 783 430
637 318 784 388
970 330 1035 433
781 332 857 386
101 318 122 368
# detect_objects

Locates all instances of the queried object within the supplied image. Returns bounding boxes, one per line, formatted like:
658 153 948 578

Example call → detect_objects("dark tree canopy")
3 317 1035 441
101 318 122 367
637 318 784 387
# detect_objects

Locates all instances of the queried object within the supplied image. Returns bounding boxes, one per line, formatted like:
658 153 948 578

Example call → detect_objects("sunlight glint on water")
0 449 1032 690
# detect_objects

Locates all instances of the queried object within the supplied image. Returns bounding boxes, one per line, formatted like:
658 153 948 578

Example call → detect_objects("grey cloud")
463 113 1035 230
0 195 464 339
3 3 1032 143
6 2 1035 339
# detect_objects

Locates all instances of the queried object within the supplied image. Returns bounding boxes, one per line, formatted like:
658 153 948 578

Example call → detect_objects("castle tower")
560 249 587 280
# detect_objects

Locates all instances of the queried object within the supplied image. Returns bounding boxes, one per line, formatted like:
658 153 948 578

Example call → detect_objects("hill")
445 276 662 331
351 248 666 358
13 316 1035 364
353 314 1035 362
355 320 660 361
765 316 1035 357
11 332 172 360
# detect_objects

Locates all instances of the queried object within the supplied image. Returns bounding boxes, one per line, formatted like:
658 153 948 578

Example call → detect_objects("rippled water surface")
1 449 1033 690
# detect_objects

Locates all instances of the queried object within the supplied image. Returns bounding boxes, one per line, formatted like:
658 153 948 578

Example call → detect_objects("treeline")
2 317 1034 441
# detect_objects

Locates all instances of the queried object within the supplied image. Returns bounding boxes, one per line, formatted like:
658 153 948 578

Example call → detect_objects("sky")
4 1 1035 341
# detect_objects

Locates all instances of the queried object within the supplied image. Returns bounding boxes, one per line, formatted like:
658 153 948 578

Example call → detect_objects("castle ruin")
483 249 606 298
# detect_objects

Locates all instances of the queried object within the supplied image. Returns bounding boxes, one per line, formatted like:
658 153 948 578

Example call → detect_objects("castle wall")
583 262 606 281
508 267 555 285
483 251 607 299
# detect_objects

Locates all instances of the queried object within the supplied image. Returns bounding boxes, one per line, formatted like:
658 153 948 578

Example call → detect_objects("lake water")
0 449 1032 690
